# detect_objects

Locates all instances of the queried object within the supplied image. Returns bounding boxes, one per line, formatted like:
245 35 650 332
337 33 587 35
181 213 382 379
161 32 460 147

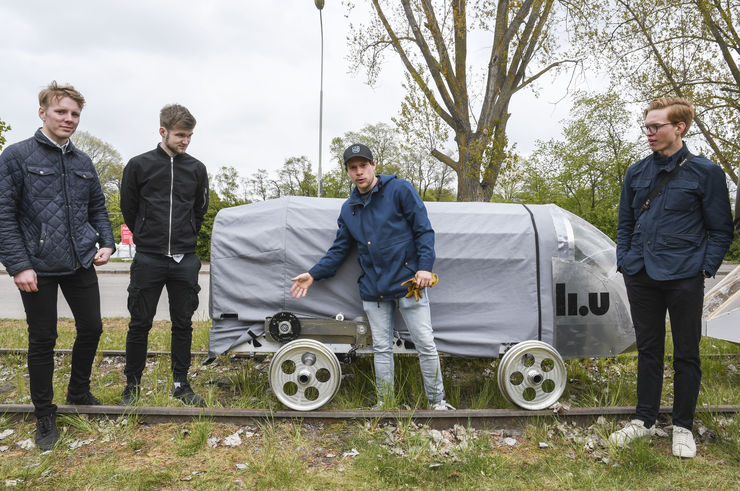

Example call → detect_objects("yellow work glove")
401 273 439 301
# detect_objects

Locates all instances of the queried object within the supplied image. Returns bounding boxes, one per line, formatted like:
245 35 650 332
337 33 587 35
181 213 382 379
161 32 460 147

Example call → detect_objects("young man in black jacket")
0 81 115 450
119 104 209 406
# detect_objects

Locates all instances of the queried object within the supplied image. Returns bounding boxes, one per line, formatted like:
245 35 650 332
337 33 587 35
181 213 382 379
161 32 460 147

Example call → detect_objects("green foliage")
196 189 229 262
0 119 10 151
107 190 125 243
502 91 642 239
277 156 317 197
724 232 740 261
71 131 124 205
586 0 740 182
213 165 251 206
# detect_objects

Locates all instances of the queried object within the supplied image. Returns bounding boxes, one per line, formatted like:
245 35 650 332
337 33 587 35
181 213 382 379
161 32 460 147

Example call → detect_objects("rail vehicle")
206 196 736 412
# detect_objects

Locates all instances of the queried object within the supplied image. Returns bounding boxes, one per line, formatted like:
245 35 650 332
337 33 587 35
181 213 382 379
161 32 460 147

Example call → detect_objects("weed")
175 418 213 457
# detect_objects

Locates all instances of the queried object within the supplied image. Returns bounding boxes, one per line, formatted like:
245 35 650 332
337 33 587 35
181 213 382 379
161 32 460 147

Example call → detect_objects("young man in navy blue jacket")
290 144 452 410
0 82 115 450
610 97 733 458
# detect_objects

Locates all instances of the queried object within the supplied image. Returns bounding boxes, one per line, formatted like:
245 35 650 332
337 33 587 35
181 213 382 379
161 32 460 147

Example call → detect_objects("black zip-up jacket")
120 145 209 255
0 129 115 276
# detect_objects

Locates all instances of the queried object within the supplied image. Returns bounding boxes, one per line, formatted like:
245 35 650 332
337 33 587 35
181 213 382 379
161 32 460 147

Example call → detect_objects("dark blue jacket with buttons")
616 143 733 280
309 174 435 301
0 129 115 276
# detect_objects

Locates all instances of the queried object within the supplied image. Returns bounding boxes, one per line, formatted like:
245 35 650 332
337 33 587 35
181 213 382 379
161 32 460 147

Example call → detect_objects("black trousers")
124 253 201 384
623 269 704 430
20 266 102 417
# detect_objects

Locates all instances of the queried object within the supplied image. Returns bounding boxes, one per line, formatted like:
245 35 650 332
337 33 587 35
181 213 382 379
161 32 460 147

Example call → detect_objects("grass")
0 318 738 488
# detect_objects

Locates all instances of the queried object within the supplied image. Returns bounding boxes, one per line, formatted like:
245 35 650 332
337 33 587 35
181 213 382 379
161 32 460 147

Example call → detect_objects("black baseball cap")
343 143 374 167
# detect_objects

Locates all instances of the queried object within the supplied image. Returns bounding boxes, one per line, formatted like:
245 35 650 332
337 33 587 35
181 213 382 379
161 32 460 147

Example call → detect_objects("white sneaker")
672 426 696 458
608 419 655 447
432 400 455 410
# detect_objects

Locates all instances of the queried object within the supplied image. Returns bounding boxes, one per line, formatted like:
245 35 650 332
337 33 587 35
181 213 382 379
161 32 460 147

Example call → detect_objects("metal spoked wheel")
268 339 342 411
496 340 567 410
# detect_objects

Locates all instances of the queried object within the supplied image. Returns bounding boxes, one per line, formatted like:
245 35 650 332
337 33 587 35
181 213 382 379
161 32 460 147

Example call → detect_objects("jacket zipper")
60 150 78 267
168 155 174 255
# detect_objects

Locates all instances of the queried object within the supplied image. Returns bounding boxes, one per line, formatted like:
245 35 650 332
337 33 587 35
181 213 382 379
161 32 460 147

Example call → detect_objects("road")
0 262 736 321
0 261 211 321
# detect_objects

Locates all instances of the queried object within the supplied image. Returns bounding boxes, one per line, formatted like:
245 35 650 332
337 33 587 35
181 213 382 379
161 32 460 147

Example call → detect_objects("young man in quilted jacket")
290 143 452 410
610 97 733 458
0 81 115 450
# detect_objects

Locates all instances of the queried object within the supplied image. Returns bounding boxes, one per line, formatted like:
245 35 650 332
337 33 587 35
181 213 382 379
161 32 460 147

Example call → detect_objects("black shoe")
119 384 141 406
173 382 205 406
66 391 101 405
35 414 60 451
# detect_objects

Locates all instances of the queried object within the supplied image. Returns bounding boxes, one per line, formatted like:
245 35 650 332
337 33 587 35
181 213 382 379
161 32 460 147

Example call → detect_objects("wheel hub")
496 340 567 410
268 339 342 411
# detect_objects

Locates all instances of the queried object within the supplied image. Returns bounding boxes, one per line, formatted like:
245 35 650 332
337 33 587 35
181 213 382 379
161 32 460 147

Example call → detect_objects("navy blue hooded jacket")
0 129 115 276
616 143 733 280
309 174 435 301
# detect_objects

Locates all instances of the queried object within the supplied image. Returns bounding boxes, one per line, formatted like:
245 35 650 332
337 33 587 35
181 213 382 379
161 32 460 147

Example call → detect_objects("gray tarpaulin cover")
209 197 561 359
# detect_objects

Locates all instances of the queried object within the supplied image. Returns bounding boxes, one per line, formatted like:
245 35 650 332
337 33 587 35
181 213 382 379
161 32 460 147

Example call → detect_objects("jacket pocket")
664 179 699 211
134 203 147 235
26 166 59 199
71 169 93 202
34 223 50 257
657 232 701 251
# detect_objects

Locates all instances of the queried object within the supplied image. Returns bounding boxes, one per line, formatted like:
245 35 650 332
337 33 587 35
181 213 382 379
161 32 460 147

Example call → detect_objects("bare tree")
349 0 581 201
595 0 740 181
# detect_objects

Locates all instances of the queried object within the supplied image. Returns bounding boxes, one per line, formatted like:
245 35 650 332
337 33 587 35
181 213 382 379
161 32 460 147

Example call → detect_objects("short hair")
643 97 694 136
38 81 85 109
160 104 196 130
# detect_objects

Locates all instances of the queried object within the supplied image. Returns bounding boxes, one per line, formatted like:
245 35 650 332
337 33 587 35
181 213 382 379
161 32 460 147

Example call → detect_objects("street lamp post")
315 0 324 197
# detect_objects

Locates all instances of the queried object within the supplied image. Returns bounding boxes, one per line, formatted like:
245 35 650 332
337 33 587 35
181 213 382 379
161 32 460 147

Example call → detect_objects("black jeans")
124 253 201 384
623 269 704 430
20 266 102 417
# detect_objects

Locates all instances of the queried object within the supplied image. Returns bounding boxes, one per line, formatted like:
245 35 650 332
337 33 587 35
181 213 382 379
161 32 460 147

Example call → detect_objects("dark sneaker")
119 384 141 406
66 391 101 405
173 382 205 406
35 414 60 451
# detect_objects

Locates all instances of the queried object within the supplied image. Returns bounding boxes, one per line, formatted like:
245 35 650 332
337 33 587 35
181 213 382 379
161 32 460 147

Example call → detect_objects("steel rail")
1 404 737 430
0 348 258 359
0 348 737 360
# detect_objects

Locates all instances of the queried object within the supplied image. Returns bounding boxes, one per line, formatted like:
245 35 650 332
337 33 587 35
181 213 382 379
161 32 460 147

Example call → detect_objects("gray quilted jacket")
0 129 115 276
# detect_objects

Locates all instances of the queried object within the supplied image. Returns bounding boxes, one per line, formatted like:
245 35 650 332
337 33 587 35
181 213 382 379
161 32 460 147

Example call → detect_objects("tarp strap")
522 204 543 340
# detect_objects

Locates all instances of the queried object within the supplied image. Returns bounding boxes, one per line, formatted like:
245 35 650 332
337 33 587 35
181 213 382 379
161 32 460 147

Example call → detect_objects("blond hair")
643 97 694 136
38 81 85 109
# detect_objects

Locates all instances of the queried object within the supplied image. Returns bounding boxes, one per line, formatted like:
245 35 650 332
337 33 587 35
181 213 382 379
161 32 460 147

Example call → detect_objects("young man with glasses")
610 97 733 458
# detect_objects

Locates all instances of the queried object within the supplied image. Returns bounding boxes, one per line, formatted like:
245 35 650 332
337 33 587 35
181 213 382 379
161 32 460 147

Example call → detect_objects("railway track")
1 404 737 430
0 348 737 359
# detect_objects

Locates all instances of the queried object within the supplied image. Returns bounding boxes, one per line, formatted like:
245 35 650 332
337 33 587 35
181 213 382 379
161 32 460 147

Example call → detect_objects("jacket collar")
34 128 76 155
652 142 689 172
348 174 396 206
155 143 192 161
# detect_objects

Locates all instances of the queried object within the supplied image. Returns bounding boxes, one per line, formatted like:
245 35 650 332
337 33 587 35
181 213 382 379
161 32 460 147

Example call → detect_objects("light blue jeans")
363 293 445 404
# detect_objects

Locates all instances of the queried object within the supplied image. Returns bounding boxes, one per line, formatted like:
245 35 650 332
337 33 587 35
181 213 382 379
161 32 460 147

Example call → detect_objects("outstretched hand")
290 272 314 299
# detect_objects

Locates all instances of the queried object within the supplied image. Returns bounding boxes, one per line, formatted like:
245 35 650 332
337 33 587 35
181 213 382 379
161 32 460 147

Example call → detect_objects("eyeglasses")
641 122 675 135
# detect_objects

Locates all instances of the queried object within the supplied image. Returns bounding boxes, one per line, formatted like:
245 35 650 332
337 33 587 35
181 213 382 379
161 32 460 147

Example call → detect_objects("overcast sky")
0 1 605 180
